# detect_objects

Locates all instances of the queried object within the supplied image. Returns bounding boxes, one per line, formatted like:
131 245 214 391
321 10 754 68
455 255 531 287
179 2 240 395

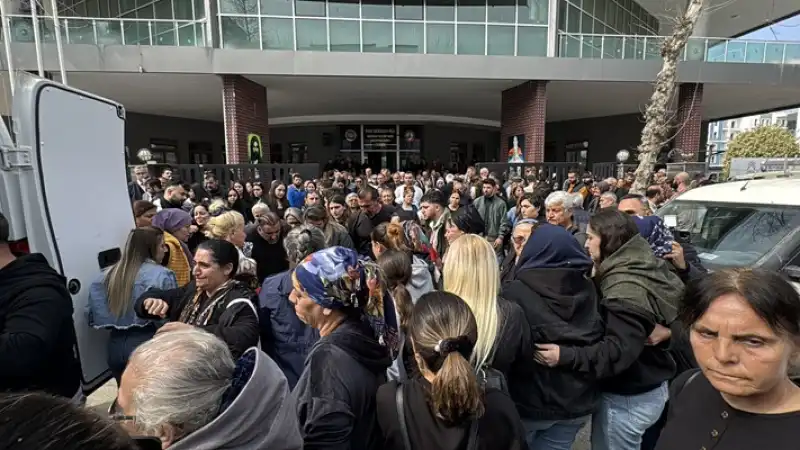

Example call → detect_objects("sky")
741 13 800 41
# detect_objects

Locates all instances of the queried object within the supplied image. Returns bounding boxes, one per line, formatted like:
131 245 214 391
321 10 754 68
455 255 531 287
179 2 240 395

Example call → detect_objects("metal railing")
3 14 208 47
176 163 320 187
557 32 800 65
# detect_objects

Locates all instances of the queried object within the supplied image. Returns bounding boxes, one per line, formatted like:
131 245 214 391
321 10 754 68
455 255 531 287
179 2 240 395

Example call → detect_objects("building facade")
2 0 800 171
706 108 800 168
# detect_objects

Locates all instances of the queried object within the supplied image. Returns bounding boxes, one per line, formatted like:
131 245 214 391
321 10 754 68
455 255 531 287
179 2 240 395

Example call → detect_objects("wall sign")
363 125 397 150
507 135 525 163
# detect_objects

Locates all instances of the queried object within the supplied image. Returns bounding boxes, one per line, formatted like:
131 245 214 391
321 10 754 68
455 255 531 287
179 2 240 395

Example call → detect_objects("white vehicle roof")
675 178 800 207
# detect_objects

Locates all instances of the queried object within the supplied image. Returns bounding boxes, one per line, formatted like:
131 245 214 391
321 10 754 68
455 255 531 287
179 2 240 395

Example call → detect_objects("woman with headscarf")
152 208 194 287
500 223 604 450
281 247 393 449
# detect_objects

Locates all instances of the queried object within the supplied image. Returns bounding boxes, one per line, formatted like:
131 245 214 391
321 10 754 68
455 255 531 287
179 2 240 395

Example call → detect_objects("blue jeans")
591 382 669 450
108 326 156 383
522 416 588 450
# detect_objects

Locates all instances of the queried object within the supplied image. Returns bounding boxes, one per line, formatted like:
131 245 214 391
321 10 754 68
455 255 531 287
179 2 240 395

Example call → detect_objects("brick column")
673 83 704 161
500 80 548 163
222 75 269 164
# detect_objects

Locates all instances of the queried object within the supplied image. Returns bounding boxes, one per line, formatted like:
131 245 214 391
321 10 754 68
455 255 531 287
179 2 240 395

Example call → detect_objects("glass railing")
557 32 800 65
4 15 208 47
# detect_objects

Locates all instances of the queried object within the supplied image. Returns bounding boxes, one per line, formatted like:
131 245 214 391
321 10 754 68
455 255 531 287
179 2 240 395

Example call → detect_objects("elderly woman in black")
655 268 800 450
279 246 393 449
134 239 259 358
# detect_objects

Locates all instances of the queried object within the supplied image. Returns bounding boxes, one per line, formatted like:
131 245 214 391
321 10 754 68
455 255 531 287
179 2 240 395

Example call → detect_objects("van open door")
12 74 131 395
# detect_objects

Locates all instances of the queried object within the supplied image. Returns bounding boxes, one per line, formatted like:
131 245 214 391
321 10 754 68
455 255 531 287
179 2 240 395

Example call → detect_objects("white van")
657 178 800 281
0 74 131 395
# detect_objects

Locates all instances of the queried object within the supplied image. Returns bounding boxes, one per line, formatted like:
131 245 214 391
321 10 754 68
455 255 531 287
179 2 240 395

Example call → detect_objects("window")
657 202 800 268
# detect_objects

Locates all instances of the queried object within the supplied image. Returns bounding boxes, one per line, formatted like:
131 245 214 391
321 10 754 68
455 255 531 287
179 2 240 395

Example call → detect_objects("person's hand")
143 298 169 318
493 238 503 249
663 242 687 270
156 322 194 335
534 344 560 367
646 324 672 346
391 216 401 224
189 225 199 234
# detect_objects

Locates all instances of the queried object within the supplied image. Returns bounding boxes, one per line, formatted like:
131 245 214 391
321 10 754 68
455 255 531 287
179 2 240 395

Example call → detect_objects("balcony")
4 15 207 47
558 32 800 65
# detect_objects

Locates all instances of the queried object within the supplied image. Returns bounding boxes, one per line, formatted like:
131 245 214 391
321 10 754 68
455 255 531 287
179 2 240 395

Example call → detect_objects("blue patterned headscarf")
294 246 399 351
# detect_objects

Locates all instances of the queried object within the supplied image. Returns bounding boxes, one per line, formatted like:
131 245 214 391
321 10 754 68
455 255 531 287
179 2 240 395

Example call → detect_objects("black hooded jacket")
0 254 81 397
500 224 603 420
289 318 392 450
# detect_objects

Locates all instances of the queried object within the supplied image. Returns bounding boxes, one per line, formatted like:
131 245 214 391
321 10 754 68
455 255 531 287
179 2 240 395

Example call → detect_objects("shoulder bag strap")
226 297 260 348
395 383 413 450
465 418 480 450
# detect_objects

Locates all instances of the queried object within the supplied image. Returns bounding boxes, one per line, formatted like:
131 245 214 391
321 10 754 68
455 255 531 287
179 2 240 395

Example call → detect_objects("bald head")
618 197 646 216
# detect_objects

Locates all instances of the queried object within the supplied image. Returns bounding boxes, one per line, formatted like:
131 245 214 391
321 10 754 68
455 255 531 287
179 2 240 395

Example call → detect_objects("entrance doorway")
364 151 398 173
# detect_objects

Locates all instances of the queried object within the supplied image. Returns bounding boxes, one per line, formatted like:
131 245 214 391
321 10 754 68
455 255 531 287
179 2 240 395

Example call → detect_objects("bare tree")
631 0 706 193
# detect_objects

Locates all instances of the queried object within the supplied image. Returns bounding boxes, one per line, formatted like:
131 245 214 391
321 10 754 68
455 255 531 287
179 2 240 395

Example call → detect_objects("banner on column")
507 135 525 163
248 134 263 164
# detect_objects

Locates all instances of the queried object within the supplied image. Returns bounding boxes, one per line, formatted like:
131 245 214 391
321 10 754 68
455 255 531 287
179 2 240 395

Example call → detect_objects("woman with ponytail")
371 222 434 302
376 291 528 450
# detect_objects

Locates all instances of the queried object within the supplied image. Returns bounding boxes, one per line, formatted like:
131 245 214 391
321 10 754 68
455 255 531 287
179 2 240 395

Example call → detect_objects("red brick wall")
674 83 704 161
500 80 548 163
222 75 270 164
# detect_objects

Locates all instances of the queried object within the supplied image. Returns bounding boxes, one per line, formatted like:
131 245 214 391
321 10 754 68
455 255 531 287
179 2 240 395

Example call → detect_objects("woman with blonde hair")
375 291 527 450
443 234 530 377
87 227 177 382
205 209 258 290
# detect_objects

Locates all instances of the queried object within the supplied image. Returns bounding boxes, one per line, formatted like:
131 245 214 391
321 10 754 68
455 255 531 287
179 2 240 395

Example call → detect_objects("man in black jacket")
0 212 82 398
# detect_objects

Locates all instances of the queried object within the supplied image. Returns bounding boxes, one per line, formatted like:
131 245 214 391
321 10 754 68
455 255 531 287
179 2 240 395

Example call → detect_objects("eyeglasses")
512 235 527 245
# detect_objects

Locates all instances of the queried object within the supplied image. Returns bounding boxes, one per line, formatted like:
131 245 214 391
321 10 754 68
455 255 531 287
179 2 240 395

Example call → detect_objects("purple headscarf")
151 209 195 266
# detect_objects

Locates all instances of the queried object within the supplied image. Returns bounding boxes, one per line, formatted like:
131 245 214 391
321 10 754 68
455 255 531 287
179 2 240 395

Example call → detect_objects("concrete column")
673 83 704 161
221 75 269 164
546 0 559 57
500 81 548 163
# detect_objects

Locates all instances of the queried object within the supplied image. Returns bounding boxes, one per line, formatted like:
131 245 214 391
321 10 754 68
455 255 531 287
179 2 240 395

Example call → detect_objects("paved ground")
87 380 591 449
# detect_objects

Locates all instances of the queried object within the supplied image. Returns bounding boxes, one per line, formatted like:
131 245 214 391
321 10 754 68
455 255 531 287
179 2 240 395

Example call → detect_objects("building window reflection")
217 0 551 55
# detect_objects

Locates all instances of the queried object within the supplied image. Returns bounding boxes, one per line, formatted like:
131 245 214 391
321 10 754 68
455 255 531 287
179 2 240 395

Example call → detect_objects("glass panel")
396 0 423 20
362 0 393 19
177 23 198 46
458 0 486 23
363 20 393 52
725 41 746 62
582 35 600 58
154 22 177 45
395 21 424 53
487 24 514 55
457 24 485 54
261 17 294 49
296 18 328 50
764 43 784 64
137 5 155 19
566 4 580 32
745 42 766 63
154 0 174 19
518 0 547 25
330 0 360 18
427 0 455 22
785 43 800 64
563 34 580 57
488 0 514 23
173 0 194 19
64 19 98 45
644 36 664 60
220 0 257 13
427 23 454 53
583 0 594 15
330 19 360 51
96 20 124 45
195 0 206 18
517 25 546 56
122 21 151 45
261 0 293 15
221 17 260 48
603 35 622 58
295 0 325 16
581 12 591 33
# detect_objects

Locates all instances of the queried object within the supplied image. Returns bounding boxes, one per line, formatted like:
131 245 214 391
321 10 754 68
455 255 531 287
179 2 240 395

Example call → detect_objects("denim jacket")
87 261 177 330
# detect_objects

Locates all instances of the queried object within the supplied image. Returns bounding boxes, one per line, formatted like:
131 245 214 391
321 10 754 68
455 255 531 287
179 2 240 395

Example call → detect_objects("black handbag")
395 383 479 450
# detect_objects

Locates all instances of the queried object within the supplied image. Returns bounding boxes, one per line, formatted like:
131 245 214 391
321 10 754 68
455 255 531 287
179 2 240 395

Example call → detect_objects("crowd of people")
0 163 799 450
